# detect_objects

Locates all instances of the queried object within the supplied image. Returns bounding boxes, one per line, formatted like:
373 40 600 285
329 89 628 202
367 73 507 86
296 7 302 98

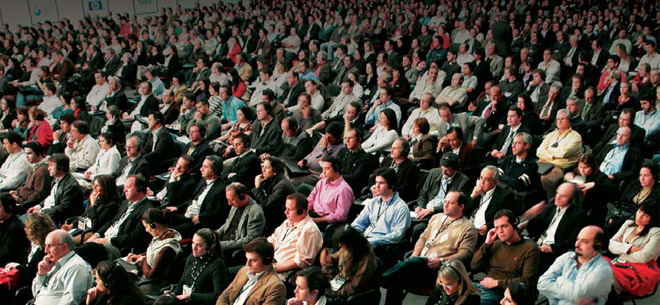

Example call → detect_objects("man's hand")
26 206 40 214
192 215 199 223
471 139 478 147
539 245 553 253
478 225 488 235
485 228 498 244
480 277 499 289
194 111 203 120
165 206 178 212
415 207 434 219
221 123 232 130
629 246 643 253
320 134 328 148
37 255 56 276
427 257 443 269
471 184 484 199
176 294 191 301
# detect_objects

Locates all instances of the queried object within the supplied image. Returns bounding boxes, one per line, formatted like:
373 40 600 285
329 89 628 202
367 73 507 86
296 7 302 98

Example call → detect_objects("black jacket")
129 94 159 117
160 173 197 208
85 198 121 233
173 254 229 305
106 89 130 113
251 119 283 155
372 157 419 202
339 148 379 195
0 214 30 266
113 155 151 182
221 151 261 189
41 173 84 225
143 127 181 165
97 197 155 255
468 186 515 230
527 203 586 255
183 141 213 176
596 144 642 185
176 179 229 229
104 119 127 145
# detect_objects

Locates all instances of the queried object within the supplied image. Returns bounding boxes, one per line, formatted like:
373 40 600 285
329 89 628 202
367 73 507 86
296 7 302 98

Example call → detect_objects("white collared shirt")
473 187 496 228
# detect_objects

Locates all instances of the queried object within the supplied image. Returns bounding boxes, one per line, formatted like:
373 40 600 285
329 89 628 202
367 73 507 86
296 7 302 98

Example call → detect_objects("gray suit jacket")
437 112 485 142
216 199 265 251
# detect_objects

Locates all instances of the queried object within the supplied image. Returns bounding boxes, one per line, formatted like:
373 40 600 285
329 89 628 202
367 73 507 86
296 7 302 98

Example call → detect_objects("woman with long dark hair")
169 228 229 304
63 174 121 244
563 154 616 226
252 157 296 234
515 94 541 134
228 68 246 99
608 202 660 296
86 260 145 305
0 96 18 132
362 108 399 154
319 225 378 298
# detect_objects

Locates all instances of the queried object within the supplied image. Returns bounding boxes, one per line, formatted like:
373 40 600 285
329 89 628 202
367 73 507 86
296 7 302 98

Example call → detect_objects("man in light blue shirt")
364 86 402 126
352 168 411 249
219 85 246 131
635 99 660 145
599 127 630 175
538 225 613 305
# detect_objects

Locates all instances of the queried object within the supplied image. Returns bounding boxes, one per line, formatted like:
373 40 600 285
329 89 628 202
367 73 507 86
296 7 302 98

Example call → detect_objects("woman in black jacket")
86 260 145 305
62 175 120 245
426 260 480 305
252 157 296 235
101 105 126 146
0 95 17 131
563 154 616 227
170 228 228 305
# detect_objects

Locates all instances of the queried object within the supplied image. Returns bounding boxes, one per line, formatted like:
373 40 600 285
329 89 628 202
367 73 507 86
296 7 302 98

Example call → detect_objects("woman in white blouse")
608 202 660 294
75 132 121 189
362 108 399 154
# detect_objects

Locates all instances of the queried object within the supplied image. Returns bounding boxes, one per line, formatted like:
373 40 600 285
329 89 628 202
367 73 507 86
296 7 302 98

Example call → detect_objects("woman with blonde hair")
426 260 480 305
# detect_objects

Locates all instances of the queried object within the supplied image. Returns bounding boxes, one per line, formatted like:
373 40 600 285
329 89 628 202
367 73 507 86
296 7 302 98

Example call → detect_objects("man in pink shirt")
306 156 355 227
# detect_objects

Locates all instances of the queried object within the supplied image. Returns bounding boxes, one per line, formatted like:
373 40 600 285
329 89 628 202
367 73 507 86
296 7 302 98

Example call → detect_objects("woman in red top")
27 107 53 148
228 69 246 99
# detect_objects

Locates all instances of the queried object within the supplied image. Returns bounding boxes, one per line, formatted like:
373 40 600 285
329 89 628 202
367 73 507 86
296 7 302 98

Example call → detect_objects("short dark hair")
72 120 89 134
508 106 523 117
414 117 430 134
24 141 43 156
2 131 23 147
494 209 518 227
287 193 309 211
447 126 464 141
374 168 397 189
243 237 274 265
49 153 70 173
59 113 76 124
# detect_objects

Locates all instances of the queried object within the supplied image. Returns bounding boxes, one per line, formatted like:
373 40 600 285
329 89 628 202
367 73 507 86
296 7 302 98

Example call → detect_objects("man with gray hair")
498 132 541 197
469 165 516 240
32 229 93 305
537 109 583 199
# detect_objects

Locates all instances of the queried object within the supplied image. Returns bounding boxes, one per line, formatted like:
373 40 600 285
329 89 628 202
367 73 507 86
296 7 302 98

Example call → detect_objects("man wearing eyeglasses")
537 109 583 199
32 230 93 305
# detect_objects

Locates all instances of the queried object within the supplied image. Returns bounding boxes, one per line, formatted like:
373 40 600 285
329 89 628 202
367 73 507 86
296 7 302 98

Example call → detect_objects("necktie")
195 182 209 200
540 100 554 119
581 103 592 120
501 130 515 154
483 106 492 120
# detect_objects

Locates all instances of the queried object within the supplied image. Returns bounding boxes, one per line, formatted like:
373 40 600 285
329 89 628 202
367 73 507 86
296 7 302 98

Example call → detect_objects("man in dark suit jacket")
171 156 229 238
579 88 605 141
487 107 531 162
102 49 122 76
280 73 305 107
596 126 643 186
157 156 197 209
88 175 155 255
594 110 646 152
415 153 472 219
104 76 130 112
142 111 182 173
469 166 516 238
113 135 151 187
222 134 261 189
183 123 213 177
50 50 75 83
0 194 30 266
438 127 478 175
27 154 83 225
124 81 159 119
119 58 138 89
251 103 283 156
525 182 586 272
498 132 541 206
491 12 512 57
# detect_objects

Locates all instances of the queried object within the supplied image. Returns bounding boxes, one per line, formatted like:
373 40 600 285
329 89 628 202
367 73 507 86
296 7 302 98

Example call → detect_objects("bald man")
538 226 613 305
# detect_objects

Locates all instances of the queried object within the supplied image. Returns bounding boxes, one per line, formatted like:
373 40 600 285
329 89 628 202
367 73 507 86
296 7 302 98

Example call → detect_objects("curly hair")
25 213 57 248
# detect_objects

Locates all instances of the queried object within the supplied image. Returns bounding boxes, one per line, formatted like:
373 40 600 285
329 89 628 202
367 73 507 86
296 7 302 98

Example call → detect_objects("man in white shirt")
38 82 60 115
538 49 561 84
402 93 442 138
0 132 31 191
64 121 100 172
86 71 109 109
469 166 515 240
249 68 278 107
321 80 360 121
31 230 93 305
638 39 660 70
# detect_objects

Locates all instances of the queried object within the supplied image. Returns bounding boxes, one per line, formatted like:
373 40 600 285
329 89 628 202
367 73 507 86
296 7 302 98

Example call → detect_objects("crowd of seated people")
0 0 659 305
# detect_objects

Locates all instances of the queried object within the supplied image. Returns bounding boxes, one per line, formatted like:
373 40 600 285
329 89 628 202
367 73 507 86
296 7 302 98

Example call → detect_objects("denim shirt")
538 252 613 305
